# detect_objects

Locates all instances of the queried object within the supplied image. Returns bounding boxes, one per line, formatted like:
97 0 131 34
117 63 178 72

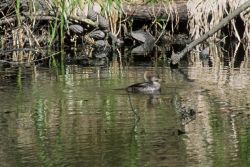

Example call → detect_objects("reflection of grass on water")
4 66 250 166
127 92 140 122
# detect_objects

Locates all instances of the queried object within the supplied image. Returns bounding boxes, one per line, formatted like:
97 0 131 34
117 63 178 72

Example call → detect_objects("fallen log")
122 0 187 22
171 0 250 65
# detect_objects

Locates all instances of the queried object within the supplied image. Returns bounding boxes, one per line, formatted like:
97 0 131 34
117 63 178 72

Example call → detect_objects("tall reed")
15 0 21 26
48 14 59 48
60 2 65 48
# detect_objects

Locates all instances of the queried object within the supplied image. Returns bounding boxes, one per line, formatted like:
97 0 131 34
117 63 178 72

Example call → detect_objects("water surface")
0 66 250 167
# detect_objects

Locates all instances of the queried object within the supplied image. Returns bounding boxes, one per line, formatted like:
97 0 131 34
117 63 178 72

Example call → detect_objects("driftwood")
171 0 250 65
122 0 187 22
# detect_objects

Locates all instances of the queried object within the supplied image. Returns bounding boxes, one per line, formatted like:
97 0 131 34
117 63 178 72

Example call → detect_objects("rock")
98 15 109 30
200 47 209 59
94 40 106 48
93 45 111 58
69 24 84 34
89 30 105 40
131 30 154 43
87 7 97 21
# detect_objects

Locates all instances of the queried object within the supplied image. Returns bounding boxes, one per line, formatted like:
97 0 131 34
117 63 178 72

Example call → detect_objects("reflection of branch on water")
172 94 196 132
127 92 161 124
171 67 195 82
179 106 196 125
127 92 140 122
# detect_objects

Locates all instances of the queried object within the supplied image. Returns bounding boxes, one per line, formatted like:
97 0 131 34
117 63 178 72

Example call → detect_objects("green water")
0 66 250 167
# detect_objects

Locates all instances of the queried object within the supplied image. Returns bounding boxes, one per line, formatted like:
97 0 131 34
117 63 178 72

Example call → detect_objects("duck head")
144 71 161 83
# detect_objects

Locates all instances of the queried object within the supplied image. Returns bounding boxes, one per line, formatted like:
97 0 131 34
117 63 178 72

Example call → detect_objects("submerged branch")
171 0 250 65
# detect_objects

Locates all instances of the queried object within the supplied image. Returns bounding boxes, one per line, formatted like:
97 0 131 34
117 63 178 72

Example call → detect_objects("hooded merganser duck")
126 71 161 93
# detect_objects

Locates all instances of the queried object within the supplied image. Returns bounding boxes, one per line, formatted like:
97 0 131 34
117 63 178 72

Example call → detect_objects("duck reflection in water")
126 71 161 94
